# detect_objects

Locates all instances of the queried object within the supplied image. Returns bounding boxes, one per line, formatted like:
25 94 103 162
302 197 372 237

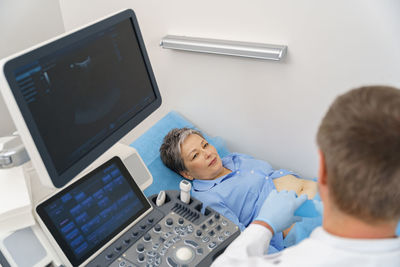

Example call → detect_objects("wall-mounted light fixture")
160 35 287 61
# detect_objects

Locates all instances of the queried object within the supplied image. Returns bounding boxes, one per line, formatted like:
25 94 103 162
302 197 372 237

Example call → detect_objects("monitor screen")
36 156 152 266
2 9 161 187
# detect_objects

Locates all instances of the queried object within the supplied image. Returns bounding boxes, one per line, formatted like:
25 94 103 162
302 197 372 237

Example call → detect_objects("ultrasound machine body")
0 9 239 267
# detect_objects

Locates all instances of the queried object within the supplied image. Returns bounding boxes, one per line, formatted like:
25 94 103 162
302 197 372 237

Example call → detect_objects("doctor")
212 86 400 267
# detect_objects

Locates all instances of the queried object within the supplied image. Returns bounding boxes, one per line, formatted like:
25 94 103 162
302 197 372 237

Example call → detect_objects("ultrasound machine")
0 9 239 267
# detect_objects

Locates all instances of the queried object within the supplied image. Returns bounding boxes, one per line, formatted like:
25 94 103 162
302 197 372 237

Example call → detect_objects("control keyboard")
87 190 240 267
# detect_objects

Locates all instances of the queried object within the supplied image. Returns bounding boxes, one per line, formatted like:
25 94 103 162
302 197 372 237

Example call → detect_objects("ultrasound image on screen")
13 18 156 175
69 55 121 125
39 158 147 262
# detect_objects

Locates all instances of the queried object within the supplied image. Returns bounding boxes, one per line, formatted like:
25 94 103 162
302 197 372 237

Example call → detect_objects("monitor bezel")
35 156 153 266
1 9 161 188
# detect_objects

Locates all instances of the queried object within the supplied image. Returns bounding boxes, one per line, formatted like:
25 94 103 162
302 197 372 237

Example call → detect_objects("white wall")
0 0 65 136
34 0 400 178
59 0 400 178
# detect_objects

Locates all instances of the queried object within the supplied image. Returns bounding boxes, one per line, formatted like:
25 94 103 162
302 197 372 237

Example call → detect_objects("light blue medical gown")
192 153 314 252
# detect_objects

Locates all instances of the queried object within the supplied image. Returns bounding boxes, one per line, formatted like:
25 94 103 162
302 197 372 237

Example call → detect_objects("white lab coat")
212 224 400 267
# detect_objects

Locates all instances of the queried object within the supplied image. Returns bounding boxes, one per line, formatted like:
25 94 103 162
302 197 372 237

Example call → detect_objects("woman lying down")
160 128 321 253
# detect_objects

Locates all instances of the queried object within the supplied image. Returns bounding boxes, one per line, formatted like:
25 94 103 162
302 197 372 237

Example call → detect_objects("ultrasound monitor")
0 9 161 188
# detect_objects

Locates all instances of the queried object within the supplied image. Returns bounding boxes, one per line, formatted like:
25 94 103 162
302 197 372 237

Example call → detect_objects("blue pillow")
130 111 230 196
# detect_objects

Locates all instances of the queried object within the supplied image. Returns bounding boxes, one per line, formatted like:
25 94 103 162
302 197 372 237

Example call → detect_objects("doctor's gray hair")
160 128 205 174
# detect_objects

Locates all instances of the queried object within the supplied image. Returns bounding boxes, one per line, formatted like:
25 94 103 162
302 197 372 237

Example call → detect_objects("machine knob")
166 218 173 226
214 213 220 220
195 230 202 237
144 233 151 241
154 224 161 232
148 218 154 224
178 218 184 225
132 231 139 237
137 243 145 252
137 253 145 262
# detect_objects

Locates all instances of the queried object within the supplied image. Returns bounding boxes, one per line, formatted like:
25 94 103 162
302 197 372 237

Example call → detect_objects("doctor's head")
317 85 400 225
160 128 225 180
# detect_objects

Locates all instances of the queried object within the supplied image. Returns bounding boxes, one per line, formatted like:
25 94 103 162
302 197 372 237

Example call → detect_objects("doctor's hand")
254 190 307 234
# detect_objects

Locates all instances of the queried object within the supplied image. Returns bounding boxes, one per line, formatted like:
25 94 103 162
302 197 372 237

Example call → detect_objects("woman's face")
179 134 224 180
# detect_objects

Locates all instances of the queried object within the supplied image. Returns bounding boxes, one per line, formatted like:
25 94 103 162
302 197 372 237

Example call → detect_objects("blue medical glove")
255 190 308 234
